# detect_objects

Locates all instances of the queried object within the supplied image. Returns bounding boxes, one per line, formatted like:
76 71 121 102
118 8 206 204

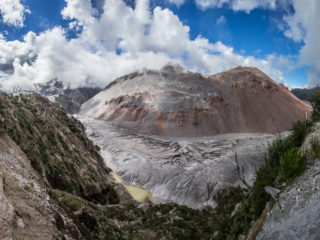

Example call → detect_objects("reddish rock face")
80 65 312 137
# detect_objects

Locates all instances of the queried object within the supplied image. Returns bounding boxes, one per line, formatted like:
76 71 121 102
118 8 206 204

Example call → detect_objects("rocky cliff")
0 133 68 240
37 79 101 114
257 123 320 240
81 65 311 137
0 93 122 203
0 92 137 239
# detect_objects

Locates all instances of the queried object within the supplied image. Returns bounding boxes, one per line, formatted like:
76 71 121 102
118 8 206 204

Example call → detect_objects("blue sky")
12 0 302 57
0 0 318 90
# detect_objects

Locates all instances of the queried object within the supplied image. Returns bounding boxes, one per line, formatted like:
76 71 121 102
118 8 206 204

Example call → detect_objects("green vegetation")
117 188 247 240
53 190 84 212
50 185 247 240
279 148 306 184
292 86 320 105
310 136 320 159
141 188 245 240
0 93 118 205
291 119 313 146
309 87 320 121
228 117 312 239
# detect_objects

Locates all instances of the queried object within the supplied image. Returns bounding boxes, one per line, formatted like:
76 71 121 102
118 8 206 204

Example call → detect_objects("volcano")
80 65 312 137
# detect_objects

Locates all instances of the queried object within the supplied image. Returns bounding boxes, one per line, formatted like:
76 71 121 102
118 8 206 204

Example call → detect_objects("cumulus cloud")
0 0 286 92
283 0 320 86
195 0 276 12
62 0 97 26
0 0 30 27
0 29 177 91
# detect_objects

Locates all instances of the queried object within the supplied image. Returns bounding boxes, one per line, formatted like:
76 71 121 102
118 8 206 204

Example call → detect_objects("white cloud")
0 27 176 91
283 0 320 87
195 0 227 9
0 0 286 92
61 0 97 25
231 0 276 12
195 0 276 12
185 37 284 82
168 0 186 7
0 0 30 27
267 54 296 72
216 15 226 24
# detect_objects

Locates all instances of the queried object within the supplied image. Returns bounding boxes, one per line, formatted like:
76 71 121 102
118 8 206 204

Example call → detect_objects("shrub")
279 147 306 184
53 190 83 212
310 136 320 158
291 119 313 147
264 136 294 171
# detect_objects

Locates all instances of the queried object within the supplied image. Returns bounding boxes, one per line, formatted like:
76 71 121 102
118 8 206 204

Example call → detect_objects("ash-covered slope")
80 65 312 137
80 116 279 208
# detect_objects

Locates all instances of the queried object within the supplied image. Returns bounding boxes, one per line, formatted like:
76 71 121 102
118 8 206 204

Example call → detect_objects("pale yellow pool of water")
111 172 152 203
125 185 152 202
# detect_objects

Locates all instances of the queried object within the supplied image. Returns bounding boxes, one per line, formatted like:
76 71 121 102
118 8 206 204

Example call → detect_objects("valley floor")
77 115 283 208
